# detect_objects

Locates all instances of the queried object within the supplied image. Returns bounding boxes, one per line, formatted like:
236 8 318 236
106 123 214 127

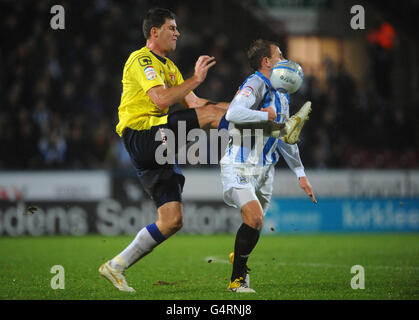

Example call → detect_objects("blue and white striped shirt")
220 71 305 178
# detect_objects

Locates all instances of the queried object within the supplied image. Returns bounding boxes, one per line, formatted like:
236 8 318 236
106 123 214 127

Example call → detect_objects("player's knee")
242 211 263 230
241 200 264 230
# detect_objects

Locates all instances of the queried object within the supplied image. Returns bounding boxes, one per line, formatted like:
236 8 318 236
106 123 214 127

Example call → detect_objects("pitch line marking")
204 256 230 264
275 262 419 271
204 256 419 271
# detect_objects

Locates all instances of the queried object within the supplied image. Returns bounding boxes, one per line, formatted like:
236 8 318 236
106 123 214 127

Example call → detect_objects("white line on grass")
275 262 419 271
204 256 419 271
204 256 230 264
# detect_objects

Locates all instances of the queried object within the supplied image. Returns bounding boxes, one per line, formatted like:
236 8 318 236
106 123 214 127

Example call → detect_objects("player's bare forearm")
149 55 217 110
147 76 202 110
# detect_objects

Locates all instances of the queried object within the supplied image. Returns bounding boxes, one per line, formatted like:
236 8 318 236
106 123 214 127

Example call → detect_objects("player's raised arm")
224 80 269 123
147 55 216 110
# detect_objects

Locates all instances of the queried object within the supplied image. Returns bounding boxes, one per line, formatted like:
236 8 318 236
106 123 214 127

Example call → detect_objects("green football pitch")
0 234 418 300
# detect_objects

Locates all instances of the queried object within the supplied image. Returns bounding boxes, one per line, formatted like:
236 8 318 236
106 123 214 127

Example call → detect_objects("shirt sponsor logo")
144 66 157 80
138 56 152 67
239 86 254 97
170 74 175 82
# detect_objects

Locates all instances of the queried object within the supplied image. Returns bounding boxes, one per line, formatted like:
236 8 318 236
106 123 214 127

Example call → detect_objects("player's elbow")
225 108 236 122
152 97 171 110
147 87 172 110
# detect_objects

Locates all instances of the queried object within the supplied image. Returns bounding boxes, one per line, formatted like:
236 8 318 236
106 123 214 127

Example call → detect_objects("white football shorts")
220 164 274 214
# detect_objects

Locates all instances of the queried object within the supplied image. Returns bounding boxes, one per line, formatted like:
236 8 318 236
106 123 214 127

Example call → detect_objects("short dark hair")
142 8 176 39
247 39 280 71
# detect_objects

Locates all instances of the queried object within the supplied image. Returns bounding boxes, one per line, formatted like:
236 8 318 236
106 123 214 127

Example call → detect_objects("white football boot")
227 277 256 293
99 261 135 292
273 101 312 144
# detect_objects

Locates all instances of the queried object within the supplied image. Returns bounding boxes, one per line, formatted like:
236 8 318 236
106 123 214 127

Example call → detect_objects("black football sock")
231 223 260 282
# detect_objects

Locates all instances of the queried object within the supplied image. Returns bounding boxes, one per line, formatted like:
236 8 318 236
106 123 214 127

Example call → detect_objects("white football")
270 60 304 94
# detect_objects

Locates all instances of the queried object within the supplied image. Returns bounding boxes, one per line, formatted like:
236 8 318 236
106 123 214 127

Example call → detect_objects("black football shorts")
122 108 199 208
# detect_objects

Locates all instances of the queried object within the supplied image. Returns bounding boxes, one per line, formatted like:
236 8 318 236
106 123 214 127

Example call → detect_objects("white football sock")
110 226 161 269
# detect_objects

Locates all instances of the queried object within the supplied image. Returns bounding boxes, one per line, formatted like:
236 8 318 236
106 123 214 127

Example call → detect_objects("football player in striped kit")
219 39 317 292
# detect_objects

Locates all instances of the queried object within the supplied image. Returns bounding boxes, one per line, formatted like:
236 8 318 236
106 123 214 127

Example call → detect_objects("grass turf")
0 233 418 300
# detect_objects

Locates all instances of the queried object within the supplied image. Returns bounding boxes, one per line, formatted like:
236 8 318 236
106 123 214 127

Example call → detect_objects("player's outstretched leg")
272 101 312 144
193 104 227 129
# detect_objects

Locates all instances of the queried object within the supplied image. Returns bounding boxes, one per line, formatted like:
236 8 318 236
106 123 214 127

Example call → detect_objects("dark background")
1 0 418 171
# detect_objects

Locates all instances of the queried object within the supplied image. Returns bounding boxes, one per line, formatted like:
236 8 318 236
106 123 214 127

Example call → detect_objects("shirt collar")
149 49 167 64
255 71 274 90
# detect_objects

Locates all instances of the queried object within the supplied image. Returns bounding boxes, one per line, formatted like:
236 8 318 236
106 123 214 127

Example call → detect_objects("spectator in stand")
38 129 67 168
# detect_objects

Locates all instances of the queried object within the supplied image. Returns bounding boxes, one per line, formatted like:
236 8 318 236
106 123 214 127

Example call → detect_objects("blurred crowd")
293 61 418 169
0 0 417 170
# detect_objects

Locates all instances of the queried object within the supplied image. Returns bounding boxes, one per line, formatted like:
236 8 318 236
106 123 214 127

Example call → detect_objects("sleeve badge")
239 86 254 97
144 66 157 80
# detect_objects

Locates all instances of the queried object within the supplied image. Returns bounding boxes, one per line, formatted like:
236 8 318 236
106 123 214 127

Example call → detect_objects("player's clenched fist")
194 55 216 83
260 106 277 121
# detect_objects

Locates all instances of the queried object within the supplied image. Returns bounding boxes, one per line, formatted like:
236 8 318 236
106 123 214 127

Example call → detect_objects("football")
270 60 304 94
